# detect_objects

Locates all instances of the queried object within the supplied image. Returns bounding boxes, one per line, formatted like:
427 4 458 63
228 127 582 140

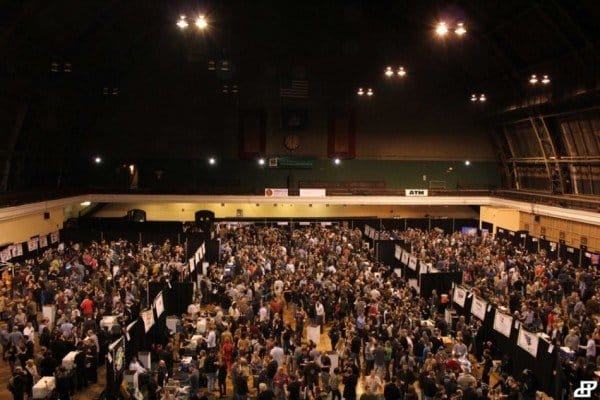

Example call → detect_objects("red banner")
238 109 266 159
327 108 356 158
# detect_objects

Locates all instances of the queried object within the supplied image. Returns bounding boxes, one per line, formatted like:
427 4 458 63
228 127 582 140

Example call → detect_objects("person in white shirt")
197 316 207 334
315 301 325 329
259 304 269 323
270 344 285 367
581 333 597 362
23 322 35 343
206 325 217 349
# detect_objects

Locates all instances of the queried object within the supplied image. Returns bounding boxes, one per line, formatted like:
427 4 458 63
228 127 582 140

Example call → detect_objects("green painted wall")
137 158 501 193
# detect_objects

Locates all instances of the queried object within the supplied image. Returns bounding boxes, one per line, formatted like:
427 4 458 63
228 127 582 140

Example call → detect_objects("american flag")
280 80 308 99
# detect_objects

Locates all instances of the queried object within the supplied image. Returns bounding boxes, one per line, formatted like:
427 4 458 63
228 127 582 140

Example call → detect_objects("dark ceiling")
0 0 598 192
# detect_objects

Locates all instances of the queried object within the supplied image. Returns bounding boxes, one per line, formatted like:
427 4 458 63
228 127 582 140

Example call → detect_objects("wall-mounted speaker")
195 210 215 232
534 215 540 222
127 209 146 222
44 212 50 220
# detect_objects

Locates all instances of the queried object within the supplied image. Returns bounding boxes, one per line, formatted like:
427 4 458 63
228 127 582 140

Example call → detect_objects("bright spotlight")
258 158 265 166
397 66 406 77
80 201 91 207
541 75 550 84
385 66 394 77
529 74 538 84
208 157 216 165
470 94 477 102
177 15 189 29
435 22 449 36
357 87 365 96
479 94 486 102
455 22 466 36
366 88 374 96
93 156 102 164
465 160 471 166
334 158 341 165
195 15 208 30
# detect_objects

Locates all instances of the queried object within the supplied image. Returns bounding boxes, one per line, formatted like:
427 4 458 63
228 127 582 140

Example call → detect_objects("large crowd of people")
0 223 599 400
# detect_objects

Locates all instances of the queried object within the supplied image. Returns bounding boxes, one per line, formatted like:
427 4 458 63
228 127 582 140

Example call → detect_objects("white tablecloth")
62 351 80 370
33 377 55 399
100 315 119 329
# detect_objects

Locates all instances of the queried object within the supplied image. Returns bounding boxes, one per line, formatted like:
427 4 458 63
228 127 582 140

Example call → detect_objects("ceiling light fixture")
529 74 538 84
541 75 550 84
397 66 406 77
435 22 449 36
357 87 365 96
366 88 374 96
177 15 189 29
195 15 208 29
455 22 466 36
385 66 394 77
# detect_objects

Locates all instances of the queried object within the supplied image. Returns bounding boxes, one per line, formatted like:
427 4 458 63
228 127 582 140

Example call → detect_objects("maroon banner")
238 109 266 159
327 108 356 159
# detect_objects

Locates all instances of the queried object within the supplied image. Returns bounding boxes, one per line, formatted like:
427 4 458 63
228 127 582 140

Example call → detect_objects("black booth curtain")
451 291 559 398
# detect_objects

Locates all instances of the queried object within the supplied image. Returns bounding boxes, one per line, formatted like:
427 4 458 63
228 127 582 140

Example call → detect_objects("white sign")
405 189 429 197
154 292 165 318
453 287 467 307
141 309 155 333
264 188 289 197
493 310 513 338
517 326 539 358
50 231 60 244
39 235 48 248
394 245 402 260
408 255 418 271
27 237 39 252
11 243 23 257
470 296 488 320
0 248 11 262
401 251 410 265
299 188 326 197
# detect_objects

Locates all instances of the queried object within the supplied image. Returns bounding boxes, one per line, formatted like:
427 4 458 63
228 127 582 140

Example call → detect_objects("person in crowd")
9 366 27 400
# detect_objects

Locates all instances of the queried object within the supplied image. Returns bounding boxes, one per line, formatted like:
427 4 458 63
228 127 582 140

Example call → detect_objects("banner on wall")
27 237 39 252
154 292 165 318
39 235 48 248
0 249 10 262
408 255 418 271
401 251 410 265
471 296 488 320
453 287 467 307
493 310 513 338
108 337 126 378
10 243 23 258
394 245 402 260
517 326 539 358
141 309 155 333
50 231 60 244
126 320 137 341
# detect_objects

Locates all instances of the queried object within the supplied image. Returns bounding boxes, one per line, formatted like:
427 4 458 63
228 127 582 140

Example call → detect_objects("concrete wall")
479 206 521 232
93 203 479 221
0 207 64 244
519 211 600 251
